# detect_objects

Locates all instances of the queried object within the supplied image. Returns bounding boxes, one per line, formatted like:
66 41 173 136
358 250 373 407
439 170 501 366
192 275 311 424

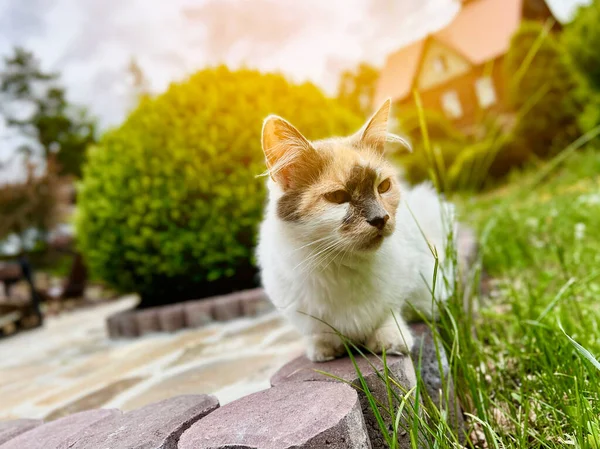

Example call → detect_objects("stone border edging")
0 395 218 449
271 352 417 449
106 288 273 339
0 419 43 445
179 382 371 449
0 327 466 449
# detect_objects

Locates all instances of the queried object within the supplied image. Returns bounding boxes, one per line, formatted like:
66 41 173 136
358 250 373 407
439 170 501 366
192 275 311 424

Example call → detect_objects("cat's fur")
257 99 456 362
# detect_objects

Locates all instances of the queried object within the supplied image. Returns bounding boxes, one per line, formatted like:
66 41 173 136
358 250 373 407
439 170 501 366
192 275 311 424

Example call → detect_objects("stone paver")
0 419 42 445
179 381 371 449
171 315 288 366
211 295 242 321
271 353 417 449
0 297 302 420
184 301 213 328
158 304 185 332
121 355 279 411
45 377 145 421
0 409 119 449
107 289 272 338
70 394 219 449
136 309 160 335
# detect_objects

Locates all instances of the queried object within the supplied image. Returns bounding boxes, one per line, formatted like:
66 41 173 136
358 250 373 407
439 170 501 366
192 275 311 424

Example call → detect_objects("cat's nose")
367 214 389 230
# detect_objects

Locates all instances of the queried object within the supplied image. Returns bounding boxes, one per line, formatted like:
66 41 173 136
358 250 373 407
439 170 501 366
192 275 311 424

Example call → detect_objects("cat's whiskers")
293 238 339 272
338 239 358 269
291 235 332 253
319 245 345 272
302 240 344 276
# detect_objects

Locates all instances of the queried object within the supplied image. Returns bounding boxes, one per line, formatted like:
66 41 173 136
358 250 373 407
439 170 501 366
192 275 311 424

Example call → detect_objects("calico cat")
257 99 455 362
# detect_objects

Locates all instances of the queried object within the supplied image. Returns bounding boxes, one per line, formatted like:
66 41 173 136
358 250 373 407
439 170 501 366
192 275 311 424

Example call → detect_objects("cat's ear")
356 98 392 154
262 115 313 189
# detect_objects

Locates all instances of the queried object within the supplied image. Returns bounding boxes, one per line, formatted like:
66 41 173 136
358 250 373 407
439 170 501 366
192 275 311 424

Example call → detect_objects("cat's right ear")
262 115 313 189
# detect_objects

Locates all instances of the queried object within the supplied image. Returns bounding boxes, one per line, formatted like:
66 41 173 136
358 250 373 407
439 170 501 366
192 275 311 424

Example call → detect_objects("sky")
0 0 591 182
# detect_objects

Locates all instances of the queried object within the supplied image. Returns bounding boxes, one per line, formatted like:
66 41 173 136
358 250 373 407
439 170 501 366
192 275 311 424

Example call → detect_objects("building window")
433 56 448 73
475 77 497 108
441 90 463 119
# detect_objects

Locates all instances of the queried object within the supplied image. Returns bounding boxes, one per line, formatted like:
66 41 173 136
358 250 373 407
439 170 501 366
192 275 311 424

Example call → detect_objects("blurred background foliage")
0 48 96 256
396 17 594 192
2 0 600 305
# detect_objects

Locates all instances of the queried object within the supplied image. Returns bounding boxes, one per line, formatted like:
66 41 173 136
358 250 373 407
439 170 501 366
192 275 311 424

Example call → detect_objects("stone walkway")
0 296 303 421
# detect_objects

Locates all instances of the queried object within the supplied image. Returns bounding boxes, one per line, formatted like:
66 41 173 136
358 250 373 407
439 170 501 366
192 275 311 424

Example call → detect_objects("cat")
256 99 456 362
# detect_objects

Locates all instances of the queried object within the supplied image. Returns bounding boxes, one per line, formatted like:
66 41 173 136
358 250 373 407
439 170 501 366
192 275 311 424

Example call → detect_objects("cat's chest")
300 262 386 305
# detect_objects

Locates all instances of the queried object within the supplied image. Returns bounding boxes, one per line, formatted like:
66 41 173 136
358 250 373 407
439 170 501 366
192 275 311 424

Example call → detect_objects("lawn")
444 147 600 448
360 148 600 448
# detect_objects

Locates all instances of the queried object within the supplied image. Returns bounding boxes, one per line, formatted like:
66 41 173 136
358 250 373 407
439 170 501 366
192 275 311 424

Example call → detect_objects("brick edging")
106 288 273 339
2 326 466 449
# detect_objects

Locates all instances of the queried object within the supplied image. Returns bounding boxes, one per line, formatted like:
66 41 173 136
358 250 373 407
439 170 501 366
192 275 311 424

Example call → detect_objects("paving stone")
0 419 43 445
271 353 416 449
118 311 139 338
121 355 276 411
239 288 273 316
136 309 160 335
70 394 219 449
158 304 185 332
211 295 242 321
0 409 119 449
45 377 145 421
179 381 371 449
184 300 213 328
411 323 465 442
106 311 124 338
224 315 283 341
267 328 303 347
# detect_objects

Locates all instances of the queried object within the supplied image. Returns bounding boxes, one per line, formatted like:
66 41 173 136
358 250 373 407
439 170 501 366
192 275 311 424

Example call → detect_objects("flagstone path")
0 295 303 421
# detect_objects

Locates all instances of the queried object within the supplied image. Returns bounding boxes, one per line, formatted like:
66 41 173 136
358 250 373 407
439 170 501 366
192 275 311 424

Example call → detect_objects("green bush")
76 66 361 305
563 0 600 92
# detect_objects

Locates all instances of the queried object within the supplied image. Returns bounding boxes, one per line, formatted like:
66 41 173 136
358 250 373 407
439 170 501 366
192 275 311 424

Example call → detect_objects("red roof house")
375 0 557 128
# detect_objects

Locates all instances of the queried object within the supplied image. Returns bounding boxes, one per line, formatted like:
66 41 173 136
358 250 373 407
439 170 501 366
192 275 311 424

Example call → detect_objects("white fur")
256 178 456 361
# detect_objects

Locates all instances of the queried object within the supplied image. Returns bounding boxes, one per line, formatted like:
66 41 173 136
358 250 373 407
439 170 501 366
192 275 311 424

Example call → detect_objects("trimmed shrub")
76 66 361 306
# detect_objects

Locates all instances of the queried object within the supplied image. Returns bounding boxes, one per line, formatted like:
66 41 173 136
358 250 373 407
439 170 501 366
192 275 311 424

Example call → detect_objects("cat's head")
261 99 406 253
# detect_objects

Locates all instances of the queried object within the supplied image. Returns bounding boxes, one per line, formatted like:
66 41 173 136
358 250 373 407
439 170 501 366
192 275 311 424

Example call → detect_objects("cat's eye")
324 190 350 204
378 178 392 194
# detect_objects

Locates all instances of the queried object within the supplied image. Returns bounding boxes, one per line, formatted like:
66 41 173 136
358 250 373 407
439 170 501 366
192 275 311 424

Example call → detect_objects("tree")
562 0 600 92
0 157 59 245
504 21 584 161
126 56 151 108
336 63 380 118
0 47 97 177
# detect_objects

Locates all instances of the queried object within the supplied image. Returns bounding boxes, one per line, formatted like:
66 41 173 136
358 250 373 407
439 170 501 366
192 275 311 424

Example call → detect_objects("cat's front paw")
365 325 414 356
306 334 345 362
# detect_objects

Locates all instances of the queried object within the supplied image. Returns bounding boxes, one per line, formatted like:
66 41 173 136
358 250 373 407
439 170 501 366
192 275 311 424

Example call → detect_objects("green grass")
449 148 600 448
346 148 600 448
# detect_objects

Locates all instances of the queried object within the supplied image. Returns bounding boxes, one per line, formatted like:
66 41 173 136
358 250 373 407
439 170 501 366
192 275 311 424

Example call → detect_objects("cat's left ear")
355 98 392 154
